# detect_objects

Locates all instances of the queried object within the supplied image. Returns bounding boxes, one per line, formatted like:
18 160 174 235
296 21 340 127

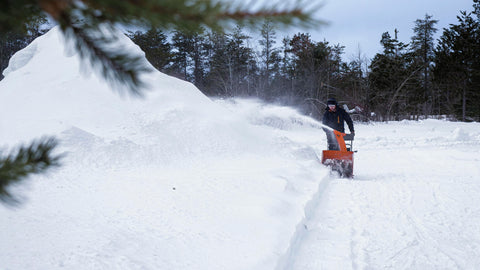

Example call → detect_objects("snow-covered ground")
286 119 480 269
1 27 480 270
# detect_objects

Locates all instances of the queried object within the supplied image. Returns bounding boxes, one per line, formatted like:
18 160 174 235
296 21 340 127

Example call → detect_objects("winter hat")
327 98 337 105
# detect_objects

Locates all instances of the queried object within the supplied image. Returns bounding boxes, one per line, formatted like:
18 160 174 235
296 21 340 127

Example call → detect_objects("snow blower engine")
321 128 355 178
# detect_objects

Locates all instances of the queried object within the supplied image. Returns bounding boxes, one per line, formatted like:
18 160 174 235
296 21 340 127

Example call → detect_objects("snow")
1 27 480 269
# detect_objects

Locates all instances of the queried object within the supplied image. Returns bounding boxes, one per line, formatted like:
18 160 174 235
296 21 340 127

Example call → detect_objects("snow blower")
321 128 354 178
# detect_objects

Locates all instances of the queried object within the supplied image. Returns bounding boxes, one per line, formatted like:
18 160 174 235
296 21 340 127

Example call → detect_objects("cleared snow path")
282 120 480 270
274 174 332 270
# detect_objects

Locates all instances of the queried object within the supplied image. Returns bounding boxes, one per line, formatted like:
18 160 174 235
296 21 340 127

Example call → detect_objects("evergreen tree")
277 33 350 116
169 28 209 88
204 30 230 96
226 26 256 96
278 36 295 99
368 31 416 120
410 14 438 115
170 30 194 81
128 29 172 73
190 30 209 89
380 30 408 56
258 19 280 98
319 42 345 96
474 0 480 21
287 33 316 100
434 11 480 121
380 32 397 55
203 26 259 97
169 29 209 85
337 57 368 119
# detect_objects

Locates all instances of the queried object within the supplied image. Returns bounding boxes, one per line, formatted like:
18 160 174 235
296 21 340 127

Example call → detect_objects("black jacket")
322 105 354 133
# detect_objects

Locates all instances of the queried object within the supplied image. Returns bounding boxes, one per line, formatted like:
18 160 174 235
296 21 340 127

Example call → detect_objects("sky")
2 26 480 269
287 0 476 61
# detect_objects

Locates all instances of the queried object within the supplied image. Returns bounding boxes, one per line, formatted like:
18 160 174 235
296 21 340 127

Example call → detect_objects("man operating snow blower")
322 98 355 149
321 98 355 177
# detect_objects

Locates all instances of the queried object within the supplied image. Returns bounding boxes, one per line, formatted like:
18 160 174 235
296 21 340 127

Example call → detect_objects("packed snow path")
279 120 480 270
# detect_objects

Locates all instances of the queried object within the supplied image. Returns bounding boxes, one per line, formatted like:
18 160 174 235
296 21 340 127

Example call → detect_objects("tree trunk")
462 84 466 121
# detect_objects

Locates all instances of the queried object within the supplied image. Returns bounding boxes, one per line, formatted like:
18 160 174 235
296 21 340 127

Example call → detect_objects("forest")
1 2 479 122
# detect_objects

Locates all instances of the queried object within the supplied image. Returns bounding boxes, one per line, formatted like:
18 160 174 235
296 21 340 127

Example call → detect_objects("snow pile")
0 27 328 269
2 41 38 77
451 127 470 141
2 27 480 270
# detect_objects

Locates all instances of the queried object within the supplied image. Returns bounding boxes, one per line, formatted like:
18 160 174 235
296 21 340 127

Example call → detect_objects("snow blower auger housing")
321 129 354 178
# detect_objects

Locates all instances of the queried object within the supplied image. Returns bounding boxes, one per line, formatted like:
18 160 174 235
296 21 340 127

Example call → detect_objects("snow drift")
0 27 328 269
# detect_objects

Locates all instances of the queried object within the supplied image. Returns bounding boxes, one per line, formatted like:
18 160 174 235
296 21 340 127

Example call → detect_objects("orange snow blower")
321 129 354 178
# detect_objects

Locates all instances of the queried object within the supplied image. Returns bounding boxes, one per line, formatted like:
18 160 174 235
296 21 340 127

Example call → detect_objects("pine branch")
80 0 322 31
58 11 153 96
0 138 62 206
33 0 322 96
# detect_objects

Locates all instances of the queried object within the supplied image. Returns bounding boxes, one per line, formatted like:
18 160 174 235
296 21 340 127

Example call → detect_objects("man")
322 98 355 150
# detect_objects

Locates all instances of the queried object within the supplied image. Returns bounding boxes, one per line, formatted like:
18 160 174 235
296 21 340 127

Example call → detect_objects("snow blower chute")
321 128 354 178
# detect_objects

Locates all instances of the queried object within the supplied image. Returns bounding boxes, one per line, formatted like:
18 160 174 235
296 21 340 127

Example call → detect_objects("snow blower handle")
344 133 354 141
343 133 354 152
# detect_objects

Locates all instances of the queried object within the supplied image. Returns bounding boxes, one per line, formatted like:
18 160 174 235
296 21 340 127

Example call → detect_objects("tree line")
1 1 479 122
126 2 480 122
127 24 365 120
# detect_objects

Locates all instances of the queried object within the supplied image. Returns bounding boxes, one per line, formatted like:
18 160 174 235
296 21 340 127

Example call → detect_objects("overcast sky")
278 0 476 61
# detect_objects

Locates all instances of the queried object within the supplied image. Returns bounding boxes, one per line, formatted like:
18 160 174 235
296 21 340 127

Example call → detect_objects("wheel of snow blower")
340 160 353 178
329 160 353 178
322 153 354 178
